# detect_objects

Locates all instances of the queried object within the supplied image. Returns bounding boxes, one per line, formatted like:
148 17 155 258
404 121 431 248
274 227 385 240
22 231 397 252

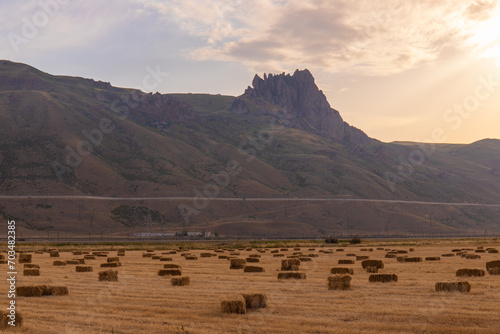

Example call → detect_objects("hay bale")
242 293 267 309
218 255 228 259
98 270 118 282
401 257 422 263
281 259 300 271
107 257 120 263
243 266 265 273
486 260 500 270
142 253 153 258
330 267 353 275
100 262 121 268
249 254 261 258
365 266 378 273
230 258 246 269
16 286 44 297
475 249 485 253
336 249 344 252
185 256 198 260
327 275 352 290
338 259 355 265
456 269 485 277
0 310 23 329
160 257 173 261
308 254 319 257
277 272 306 279
48 286 69 296
76 266 93 272
385 253 397 258
369 274 398 283
23 269 40 276
488 249 499 253
158 269 182 276
346 253 356 257
280 248 288 251
299 257 312 262
273 254 284 257
246 257 260 263
221 295 246 314
164 264 181 269
441 253 455 257
397 250 408 254
171 276 190 286
425 257 441 261
19 253 32 264
489 268 500 275
84 255 96 260
271 250 279 253
465 254 481 259
73 251 83 255
152 255 161 260
361 259 384 269
435 281 471 293
49 250 59 257
24 264 40 269
65 260 79 265
230 252 240 256
200 253 212 258
53 260 66 266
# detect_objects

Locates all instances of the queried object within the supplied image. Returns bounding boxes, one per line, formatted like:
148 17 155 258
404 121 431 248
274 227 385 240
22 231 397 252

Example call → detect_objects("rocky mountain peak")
243 69 350 140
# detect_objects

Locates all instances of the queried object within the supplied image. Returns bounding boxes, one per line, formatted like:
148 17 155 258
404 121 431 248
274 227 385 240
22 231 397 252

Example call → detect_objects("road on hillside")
1 195 500 207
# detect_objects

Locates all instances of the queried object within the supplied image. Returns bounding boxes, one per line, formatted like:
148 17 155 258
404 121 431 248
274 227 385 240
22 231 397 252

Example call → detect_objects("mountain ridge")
1 60 500 237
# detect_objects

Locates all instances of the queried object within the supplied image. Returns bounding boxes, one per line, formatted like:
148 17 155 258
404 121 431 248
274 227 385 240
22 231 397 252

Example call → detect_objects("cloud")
139 0 499 76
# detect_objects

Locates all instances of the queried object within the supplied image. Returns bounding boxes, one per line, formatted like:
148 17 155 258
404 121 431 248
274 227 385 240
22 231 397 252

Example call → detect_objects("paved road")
1 195 500 207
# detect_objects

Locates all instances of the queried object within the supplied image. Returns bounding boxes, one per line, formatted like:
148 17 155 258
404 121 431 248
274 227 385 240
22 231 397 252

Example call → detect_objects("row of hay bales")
221 293 267 314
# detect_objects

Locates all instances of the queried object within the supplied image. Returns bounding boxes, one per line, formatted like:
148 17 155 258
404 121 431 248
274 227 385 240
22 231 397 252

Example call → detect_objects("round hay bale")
328 275 351 290
246 257 260 263
24 264 40 269
435 281 471 293
330 267 354 275
242 293 267 309
338 259 355 265
98 270 118 282
49 250 59 257
76 266 93 272
221 295 246 314
53 261 66 266
277 272 306 279
23 269 40 276
425 257 441 261
230 258 246 269
456 269 485 277
369 274 398 283
243 266 265 273
171 276 190 286
19 253 32 264
361 259 384 269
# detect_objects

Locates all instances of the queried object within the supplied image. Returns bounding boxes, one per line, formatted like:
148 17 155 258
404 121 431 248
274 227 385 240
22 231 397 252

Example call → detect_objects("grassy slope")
1 60 500 236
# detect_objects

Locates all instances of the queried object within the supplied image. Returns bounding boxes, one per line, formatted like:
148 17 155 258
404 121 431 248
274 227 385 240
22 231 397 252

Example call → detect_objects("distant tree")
325 237 338 244
349 235 361 244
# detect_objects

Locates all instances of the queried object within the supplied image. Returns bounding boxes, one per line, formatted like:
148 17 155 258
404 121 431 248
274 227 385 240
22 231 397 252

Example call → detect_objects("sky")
1 0 500 143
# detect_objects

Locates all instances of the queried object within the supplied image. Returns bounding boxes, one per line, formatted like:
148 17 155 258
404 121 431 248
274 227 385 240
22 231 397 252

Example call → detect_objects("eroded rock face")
243 69 347 140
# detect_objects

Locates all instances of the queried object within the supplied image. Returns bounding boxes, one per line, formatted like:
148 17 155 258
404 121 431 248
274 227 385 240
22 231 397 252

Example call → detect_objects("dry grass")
1 242 499 333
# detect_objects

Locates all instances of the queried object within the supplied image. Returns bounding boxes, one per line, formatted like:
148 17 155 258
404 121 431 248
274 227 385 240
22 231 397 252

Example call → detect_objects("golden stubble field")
1 241 500 334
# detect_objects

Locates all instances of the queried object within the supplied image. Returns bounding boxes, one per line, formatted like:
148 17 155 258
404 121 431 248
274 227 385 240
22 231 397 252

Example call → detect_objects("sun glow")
468 5 500 66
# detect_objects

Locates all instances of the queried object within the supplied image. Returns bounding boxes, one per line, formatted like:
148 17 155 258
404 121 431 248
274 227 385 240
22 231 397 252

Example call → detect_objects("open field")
1 240 500 333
